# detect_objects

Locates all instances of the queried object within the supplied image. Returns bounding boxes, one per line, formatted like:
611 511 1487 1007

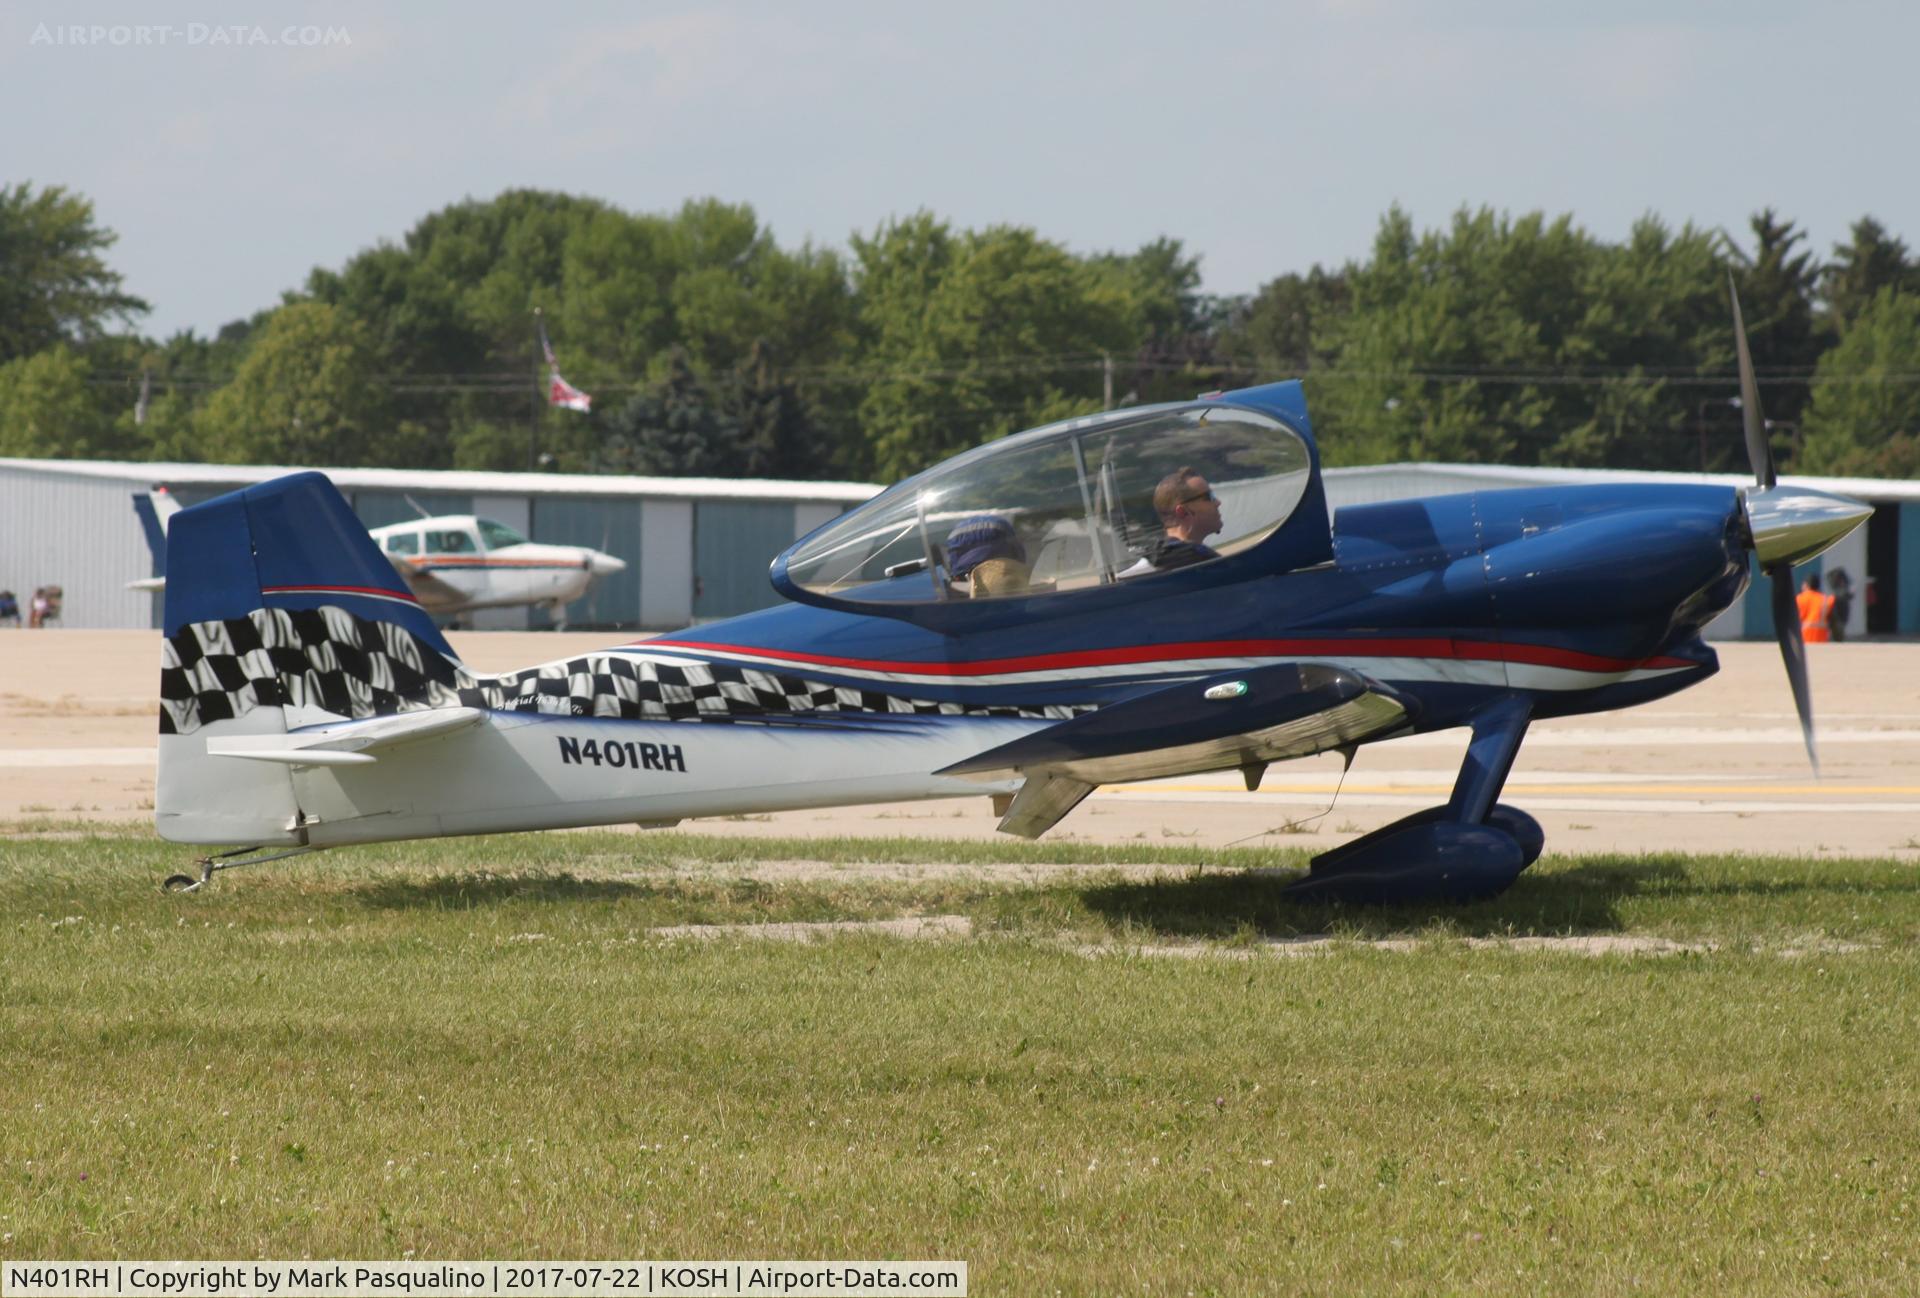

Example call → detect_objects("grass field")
2 824 1916 1294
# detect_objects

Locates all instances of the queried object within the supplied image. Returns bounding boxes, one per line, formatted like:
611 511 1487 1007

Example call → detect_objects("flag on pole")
548 369 592 413
536 312 592 413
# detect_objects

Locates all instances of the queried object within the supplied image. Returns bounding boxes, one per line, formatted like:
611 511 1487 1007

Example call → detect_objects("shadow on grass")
349 871 709 912
337 852 1919 935
1078 855 1697 939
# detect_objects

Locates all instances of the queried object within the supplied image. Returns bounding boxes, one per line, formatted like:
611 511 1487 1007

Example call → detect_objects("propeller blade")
1769 566 1818 774
1728 274 1775 491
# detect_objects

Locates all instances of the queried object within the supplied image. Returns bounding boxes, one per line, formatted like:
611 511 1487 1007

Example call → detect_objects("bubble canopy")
776 401 1317 610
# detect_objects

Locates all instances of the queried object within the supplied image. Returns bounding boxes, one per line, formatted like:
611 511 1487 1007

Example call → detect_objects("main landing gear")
1284 698 1542 905
162 844 319 893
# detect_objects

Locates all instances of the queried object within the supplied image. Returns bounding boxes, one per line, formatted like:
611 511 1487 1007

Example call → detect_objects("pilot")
1126 466 1223 573
946 514 1029 597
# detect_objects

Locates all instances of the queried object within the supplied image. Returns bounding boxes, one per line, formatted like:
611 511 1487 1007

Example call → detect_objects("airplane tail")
127 486 181 592
156 473 464 845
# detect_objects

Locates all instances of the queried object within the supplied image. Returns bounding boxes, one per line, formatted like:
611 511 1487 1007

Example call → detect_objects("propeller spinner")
1728 275 1872 772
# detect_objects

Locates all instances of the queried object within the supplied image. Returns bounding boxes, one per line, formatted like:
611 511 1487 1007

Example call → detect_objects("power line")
71 361 1920 394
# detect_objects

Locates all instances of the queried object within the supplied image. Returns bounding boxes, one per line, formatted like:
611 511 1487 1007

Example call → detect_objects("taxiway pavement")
3 630 1916 859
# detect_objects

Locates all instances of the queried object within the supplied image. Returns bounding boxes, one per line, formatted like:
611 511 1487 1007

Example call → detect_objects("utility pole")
1102 353 1113 410
529 309 543 472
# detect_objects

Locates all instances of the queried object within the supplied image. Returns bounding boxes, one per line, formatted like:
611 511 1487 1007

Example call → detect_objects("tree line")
2 181 1917 481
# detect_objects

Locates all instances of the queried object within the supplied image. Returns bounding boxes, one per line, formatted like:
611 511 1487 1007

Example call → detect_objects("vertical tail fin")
162 471 455 656
156 472 464 844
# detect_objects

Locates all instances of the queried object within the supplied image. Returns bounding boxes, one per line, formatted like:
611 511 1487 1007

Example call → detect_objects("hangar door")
529 496 642 628
693 501 794 620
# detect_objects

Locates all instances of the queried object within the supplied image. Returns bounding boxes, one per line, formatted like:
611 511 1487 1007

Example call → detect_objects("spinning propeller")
1728 276 1872 773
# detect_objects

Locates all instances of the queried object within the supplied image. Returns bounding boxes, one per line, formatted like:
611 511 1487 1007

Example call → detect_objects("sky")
4 0 1916 340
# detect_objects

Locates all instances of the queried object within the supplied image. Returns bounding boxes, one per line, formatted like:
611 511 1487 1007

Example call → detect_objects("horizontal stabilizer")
939 663 1415 839
205 706 486 767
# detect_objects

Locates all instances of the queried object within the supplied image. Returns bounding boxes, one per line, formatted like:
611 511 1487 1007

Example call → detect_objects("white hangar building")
3 456 1916 639
0 458 876 631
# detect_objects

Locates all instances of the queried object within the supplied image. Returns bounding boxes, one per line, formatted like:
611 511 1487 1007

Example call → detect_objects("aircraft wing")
389 554 466 612
936 662 1416 838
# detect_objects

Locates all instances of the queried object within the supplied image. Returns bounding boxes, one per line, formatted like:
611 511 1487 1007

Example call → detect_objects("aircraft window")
782 404 1311 602
477 519 529 550
425 529 477 554
384 532 419 555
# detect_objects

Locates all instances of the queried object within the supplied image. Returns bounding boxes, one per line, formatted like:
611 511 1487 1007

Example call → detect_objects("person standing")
1796 573 1835 643
1826 568 1854 642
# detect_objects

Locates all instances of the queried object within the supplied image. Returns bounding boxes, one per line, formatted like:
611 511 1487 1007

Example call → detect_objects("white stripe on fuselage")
623 646 1694 694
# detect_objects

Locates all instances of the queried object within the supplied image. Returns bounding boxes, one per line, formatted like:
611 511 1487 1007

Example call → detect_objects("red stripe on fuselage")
405 556 583 569
634 636 1694 677
263 584 420 604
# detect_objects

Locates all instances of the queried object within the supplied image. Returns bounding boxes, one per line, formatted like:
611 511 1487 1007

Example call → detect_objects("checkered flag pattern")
161 606 1086 735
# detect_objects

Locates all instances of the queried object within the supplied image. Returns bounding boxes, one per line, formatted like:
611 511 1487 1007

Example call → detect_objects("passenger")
945 515 1029 598
0 590 17 627
1796 573 1834 643
1125 466 1223 573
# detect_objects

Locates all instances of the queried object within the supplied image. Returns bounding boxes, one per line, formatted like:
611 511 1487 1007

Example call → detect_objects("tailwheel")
160 843 318 894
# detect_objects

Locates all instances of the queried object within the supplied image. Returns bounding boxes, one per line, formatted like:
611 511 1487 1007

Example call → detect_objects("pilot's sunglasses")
1182 488 1217 505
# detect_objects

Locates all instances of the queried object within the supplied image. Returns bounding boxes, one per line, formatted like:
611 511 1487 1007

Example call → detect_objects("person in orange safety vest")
1796 573 1835 643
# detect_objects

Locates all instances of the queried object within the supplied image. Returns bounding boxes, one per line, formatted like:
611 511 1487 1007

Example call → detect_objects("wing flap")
936 663 1415 838
997 773 1097 840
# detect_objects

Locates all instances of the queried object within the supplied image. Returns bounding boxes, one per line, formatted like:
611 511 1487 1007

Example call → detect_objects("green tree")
448 418 528 472
1727 209 1822 440
1223 265 1350 378
1312 207 1585 465
1088 236 1250 406
1820 217 1916 335
195 302 386 465
305 189 614 466
1545 217 1731 470
1089 236 1208 343
0 183 148 363
600 347 741 476
117 317 272 460
1798 288 1920 477
302 190 856 471
1310 206 1733 470
0 345 123 457
721 339 831 480
663 198 853 377
850 216 1135 479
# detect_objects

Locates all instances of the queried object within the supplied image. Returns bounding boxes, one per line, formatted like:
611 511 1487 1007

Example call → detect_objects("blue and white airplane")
154 288 1870 902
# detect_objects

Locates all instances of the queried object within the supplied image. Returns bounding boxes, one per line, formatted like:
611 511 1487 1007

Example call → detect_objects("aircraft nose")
1743 486 1873 569
588 551 628 578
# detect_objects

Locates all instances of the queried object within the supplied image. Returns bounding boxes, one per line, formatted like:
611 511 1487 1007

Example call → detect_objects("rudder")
156 472 463 844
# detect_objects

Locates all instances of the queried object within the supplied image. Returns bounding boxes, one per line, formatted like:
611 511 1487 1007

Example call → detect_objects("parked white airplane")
368 514 626 626
133 488 626 626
